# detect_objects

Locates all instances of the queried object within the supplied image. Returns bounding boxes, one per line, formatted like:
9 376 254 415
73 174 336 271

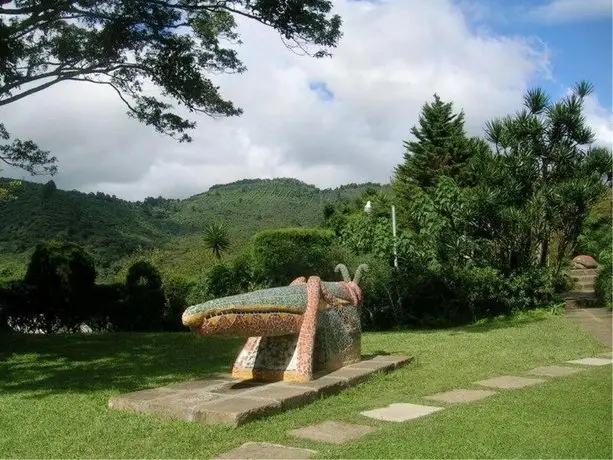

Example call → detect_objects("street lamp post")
364 200 398 269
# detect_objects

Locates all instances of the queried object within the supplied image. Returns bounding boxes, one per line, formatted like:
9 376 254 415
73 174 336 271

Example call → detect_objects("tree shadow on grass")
0 331 243 397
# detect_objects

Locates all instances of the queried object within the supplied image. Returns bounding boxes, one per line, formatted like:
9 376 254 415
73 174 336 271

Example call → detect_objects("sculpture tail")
335 264 351 282
353 264 369 285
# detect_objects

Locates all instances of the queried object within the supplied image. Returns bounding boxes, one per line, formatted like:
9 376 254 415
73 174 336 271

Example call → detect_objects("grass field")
0 310 611 459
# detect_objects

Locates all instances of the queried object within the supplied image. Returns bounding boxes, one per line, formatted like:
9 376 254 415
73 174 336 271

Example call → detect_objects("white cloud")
584 96 613 149
529 0 612 24
3 0 606 201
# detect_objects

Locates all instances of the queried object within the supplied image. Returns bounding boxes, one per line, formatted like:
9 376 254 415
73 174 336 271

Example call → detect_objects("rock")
572 255 599 269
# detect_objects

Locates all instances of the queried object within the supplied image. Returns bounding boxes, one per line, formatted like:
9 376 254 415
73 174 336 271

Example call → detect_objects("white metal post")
391 205 398 268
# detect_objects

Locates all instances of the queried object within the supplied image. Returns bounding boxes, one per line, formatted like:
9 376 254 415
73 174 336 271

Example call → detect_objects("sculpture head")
334 263 368 308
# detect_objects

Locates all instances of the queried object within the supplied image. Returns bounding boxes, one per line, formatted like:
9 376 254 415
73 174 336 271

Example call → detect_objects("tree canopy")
0 0 342 179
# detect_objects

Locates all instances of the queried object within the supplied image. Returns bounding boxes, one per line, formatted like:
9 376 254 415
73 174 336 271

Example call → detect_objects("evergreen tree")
393 94 473 192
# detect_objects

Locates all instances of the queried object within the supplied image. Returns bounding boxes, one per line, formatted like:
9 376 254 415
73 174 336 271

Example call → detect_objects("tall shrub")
24 241 97 333
250 228 341 286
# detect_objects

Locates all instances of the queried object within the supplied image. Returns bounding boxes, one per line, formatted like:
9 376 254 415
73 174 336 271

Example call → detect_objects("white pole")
392 205 398 268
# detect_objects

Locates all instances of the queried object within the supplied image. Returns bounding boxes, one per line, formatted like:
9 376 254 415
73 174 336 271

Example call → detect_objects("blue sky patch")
309 80 335 102
461 0 612 109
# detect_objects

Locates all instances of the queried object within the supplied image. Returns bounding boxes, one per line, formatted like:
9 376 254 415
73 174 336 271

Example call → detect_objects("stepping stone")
288 420 375 444
527 366 585 377
360 403 443 422
213 442 317 459
566 357 613 366
474 376 545 389
424 389 497 404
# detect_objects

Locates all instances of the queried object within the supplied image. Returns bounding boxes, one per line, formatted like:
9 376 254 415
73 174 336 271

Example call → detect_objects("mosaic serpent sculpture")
182 263 368 382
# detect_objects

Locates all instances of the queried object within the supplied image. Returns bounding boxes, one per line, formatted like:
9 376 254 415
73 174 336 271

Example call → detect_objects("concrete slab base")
360 403 443 422
527 365 585 377
474 375 545 389
108 354 412 426
424 389 497 404
288 420 375 444
213 442 317 459
566 357 613 366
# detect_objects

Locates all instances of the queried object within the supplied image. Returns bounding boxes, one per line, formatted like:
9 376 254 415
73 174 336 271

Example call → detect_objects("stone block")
360 403 443 422
474 375 545 389
527 366 585 377
368 355 414 368
108 387 175 411
193 396 282 426
213 442 317 459
288 420 375 444
324 367 375 385
566 357 613 366
345 360 396 373
242 383 318 409
108 354 410 426
148 392 221 420
424 389 496 404
209 380 269 396
285 376 348 395
163 379 235 392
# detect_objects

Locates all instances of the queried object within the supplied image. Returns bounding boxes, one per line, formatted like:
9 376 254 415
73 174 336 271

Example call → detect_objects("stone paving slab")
527 365 586 377
193 395 282 425
474 375 545 389
108 354 412 426
566 357 613 366
289 376 347 395
322 367 379 385
288 420 375 444
360 403 443 422
424 389 497 404
369 354 415 367
213 442 317 459
241 383 318 409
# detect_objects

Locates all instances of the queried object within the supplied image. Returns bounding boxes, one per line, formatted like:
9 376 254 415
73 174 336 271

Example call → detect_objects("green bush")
595 250 612 310
0 281 39 332
162 277 195 331
117 261 166 331
24 241 97 332
250 227 342 287
89 282 125 332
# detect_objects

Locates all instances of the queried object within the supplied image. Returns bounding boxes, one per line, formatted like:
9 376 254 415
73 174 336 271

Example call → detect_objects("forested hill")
0 177 387 280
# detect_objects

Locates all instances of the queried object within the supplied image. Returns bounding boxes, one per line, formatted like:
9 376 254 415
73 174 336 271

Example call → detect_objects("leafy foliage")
14 241 97 332
0 0 341 177
250 227 342 286
595 250 612 311
481 82 611 271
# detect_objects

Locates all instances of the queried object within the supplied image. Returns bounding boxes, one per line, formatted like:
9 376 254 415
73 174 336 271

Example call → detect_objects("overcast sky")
2 0 612 201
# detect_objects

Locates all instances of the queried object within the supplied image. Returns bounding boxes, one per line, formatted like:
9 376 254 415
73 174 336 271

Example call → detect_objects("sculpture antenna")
353 264 369 285
335 263 351 282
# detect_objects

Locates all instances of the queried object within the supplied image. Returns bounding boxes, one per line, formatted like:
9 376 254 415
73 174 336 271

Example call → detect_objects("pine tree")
393 94 473 191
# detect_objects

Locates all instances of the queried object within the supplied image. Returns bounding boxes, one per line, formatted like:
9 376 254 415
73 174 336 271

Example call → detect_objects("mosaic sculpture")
182 263 368 382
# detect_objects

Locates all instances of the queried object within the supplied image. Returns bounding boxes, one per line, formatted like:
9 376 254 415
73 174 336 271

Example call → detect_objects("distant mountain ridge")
0 177 388 281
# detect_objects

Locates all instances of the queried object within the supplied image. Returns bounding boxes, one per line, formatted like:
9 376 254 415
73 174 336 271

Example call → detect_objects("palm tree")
203 222 230 260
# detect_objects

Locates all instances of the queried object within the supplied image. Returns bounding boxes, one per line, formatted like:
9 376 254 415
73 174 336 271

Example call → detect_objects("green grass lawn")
0 311 610 459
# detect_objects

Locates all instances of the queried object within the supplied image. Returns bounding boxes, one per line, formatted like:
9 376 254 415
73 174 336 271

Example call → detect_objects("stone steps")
565 267 600 308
